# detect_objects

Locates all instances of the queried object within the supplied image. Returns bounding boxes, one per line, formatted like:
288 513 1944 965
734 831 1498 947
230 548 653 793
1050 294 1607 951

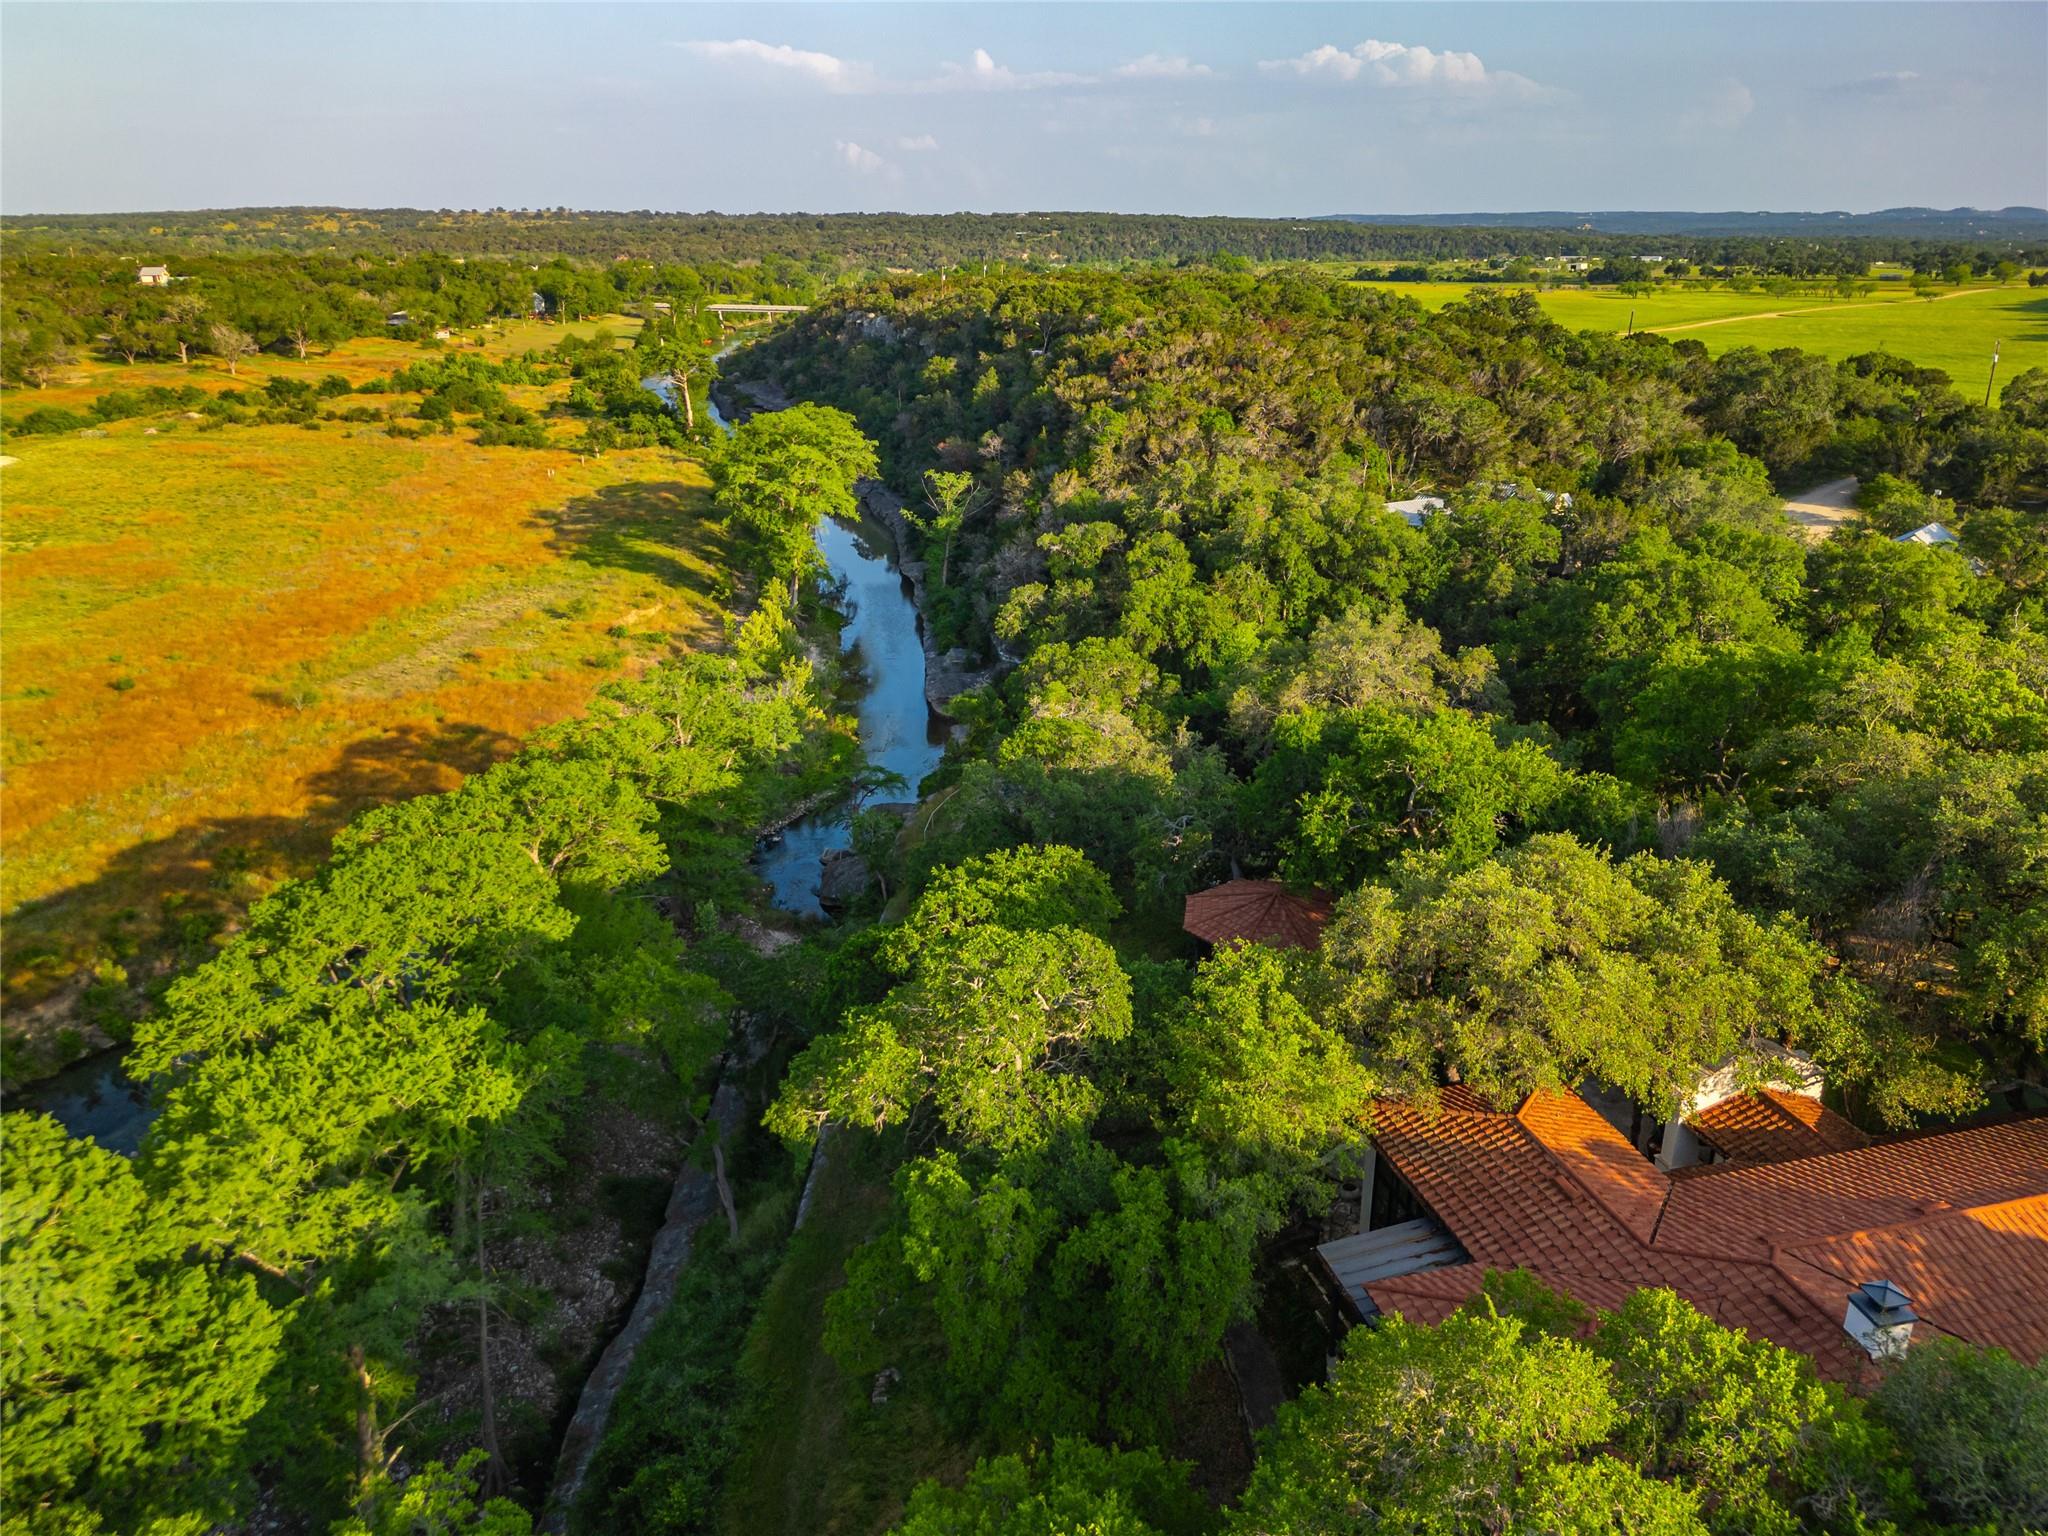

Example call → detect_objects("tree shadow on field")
3 720 523 1031
2008 294 2048 346
526 481 730 601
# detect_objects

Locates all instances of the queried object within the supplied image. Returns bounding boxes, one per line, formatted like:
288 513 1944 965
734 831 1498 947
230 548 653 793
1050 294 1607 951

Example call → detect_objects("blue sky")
4 3 2043 215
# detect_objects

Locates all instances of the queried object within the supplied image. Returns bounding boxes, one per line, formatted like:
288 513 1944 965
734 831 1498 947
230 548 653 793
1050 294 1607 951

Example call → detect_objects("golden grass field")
1 320 716 1048
1343 279 2046 398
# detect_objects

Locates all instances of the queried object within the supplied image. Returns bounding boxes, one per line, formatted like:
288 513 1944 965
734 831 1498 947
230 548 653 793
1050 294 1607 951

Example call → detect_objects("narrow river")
20 339 928 1150
661 357 946 918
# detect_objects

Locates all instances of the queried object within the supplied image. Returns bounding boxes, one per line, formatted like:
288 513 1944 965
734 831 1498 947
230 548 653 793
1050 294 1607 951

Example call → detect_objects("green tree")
1510 527 1798 728
1251 703 1643 889
1592 1288 1893 1536
1231 1303 1699 1536
882 844 1121 970
332 1451 532 1536
849 806 905 904
767 923 1132 1152
1306 835 1864 1116
830 1139 1270 1440
1806 532 1975 653
710 403 878 603
1872 1336 2048 1533
128 750 669 1513
1695 348 1839 474
1158 943 1374 1194
907 468 983 588
1609 642 1837 794
888 1441 1212 1536
2 1115 285 1532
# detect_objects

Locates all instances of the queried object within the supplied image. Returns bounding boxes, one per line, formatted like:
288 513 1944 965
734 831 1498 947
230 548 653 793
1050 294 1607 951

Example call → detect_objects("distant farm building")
1183 878 1334 952
1896 521 1960 546
137 265 171 286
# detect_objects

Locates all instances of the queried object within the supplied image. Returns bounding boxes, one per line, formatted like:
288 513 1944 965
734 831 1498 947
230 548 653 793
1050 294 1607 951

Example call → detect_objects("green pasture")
1342 279 2045 398
1664 287 2042 396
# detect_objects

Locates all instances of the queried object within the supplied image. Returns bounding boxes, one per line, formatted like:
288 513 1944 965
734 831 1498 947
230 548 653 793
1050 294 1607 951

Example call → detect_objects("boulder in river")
816 848 872 911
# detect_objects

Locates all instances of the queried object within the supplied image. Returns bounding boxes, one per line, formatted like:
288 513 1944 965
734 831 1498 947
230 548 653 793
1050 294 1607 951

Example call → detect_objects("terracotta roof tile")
1775 1196 2048 1364
1656 1117 2048 1259
1516 1092 1670 1244
1692 1090 1870 1164
1364 1090 2048 1377
1182 879 1333 951
1761 1089 1871 1153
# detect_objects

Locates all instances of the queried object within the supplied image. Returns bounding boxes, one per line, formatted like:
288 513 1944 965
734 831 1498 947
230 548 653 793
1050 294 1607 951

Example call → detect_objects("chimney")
1843 1280 1917 1360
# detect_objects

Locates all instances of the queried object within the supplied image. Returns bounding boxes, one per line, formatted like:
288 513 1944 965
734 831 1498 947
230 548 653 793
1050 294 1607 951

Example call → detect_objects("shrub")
477 421 549 449
14 407 94 435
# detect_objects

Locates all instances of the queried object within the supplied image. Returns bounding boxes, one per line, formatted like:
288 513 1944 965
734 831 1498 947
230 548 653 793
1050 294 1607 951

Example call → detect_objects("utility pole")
1984 340 2001 407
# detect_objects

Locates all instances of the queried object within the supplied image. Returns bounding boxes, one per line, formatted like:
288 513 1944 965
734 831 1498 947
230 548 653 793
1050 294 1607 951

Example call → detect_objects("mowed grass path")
1345 280 2046 398
1 381 718 1006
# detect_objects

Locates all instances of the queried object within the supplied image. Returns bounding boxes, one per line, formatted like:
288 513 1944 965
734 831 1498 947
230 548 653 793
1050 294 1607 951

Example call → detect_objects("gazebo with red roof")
1183 878 1334 952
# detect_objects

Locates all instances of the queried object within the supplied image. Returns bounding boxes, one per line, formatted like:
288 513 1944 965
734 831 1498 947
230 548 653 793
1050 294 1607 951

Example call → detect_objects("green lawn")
1341 280 2046 398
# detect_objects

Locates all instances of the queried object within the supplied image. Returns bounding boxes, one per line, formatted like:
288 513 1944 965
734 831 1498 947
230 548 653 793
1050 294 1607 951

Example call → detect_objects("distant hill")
1318 208 2048 239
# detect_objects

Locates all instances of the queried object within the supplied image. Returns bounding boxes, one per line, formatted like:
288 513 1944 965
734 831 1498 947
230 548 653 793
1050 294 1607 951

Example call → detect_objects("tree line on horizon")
6 205 2044 278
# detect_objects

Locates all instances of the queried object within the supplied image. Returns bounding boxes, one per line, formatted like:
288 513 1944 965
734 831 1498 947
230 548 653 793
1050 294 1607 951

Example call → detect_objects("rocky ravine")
712 376 1003 718
852 478 1001 716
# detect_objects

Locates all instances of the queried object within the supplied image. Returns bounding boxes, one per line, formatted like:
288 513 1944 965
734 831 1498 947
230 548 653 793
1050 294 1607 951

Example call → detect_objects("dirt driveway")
1783 476 1859 542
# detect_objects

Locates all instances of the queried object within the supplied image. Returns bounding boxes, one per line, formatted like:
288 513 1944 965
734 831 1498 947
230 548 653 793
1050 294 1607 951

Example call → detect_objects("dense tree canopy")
10 246 2044 1536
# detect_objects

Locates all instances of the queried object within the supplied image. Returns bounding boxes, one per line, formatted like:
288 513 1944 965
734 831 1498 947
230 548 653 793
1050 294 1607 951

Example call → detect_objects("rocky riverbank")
852 478 1001 716
712 376 1001 718
541 1039 756 1530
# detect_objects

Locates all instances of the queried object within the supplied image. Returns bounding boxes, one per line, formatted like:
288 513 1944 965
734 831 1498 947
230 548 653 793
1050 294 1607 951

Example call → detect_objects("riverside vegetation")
4 242 2047 1536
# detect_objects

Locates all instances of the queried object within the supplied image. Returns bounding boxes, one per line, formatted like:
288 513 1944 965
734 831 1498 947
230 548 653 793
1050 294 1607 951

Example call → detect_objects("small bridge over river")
705 303 809 320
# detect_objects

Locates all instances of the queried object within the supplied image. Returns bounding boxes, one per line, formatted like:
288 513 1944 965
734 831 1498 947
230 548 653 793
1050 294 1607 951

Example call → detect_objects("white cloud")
1684 77 1755 132
1257 39 1541 95
677 39 870 91
834 139 890 175
896 133 939 151
1833 69 1921 97
930 47 1093 91
1113 53 1216 81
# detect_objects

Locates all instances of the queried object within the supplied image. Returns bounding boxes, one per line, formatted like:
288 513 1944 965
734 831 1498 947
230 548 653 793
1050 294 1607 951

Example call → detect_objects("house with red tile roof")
1315 1085 2048 1380
1182 878 1334 952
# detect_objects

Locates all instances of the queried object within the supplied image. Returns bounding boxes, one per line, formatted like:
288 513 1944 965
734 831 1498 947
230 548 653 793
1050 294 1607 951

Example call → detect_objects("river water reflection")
754 514 948 917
